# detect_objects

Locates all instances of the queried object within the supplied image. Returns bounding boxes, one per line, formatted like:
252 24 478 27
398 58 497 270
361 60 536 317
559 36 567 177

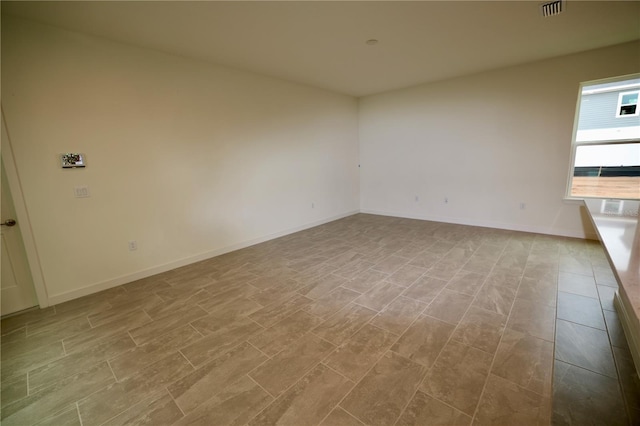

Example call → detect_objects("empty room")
1 1 639 425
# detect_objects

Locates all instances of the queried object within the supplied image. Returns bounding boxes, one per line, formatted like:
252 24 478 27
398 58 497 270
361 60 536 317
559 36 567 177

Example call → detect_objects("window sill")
563 197 585 205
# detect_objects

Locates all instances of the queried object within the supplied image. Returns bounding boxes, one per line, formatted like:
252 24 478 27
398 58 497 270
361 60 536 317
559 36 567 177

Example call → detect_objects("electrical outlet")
444 197 449 204
520 202 526 210
128 240 137 251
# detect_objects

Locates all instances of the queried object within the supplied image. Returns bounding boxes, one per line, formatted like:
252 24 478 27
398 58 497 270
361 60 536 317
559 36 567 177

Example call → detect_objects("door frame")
2 108 49 308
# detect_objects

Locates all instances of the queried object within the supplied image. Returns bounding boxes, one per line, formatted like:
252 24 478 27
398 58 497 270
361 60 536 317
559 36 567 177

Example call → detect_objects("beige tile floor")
1 214 638 425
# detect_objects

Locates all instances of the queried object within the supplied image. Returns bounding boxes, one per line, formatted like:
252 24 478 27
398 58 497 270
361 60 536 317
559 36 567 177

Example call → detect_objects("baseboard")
614 291 640 379
47 210 360 306
46 207 596 305
359 208 598 240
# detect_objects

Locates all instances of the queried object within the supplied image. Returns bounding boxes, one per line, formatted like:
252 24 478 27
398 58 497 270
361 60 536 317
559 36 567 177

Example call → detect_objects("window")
567 74 640 200
616 91 639 117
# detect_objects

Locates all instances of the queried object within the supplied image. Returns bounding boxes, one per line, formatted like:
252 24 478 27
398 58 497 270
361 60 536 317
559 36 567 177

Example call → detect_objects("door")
1 158 37 316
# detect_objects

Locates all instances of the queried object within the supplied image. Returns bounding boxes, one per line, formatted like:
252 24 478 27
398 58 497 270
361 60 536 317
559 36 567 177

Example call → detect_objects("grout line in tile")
331 348 399 425
31 405 72 426
245 340 274 361
246 315 268 329
165 385 188 418
335 298 436 424
319 361 357 385
364 321 400 338
386 348 424 366
76 402 84 426
553 357 620 382
454 240 517 423
340 406 369 425
188 323 206 339
140 309 154 324
558 248 626 412
106 359 119 383
394 267 480 392
92 398 126 425
86 313 96 329
313 371 366 426
418 311 456 327
416 389 476 424
554 317 607 332
67 368 119 417
295 346 340 390
242 375 282 425
349 300 376 312
177 350 197 371
246 372 277 401
392 385 425 426
125 330 139 347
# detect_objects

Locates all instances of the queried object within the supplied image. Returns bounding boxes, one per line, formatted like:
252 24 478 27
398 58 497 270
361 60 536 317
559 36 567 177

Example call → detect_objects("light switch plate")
74 185 90 198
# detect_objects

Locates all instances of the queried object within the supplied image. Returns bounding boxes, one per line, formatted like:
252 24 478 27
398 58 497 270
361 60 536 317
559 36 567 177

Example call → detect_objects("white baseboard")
47 207 597 306
614 291 640 379
359 208 598 240
47 210 360 306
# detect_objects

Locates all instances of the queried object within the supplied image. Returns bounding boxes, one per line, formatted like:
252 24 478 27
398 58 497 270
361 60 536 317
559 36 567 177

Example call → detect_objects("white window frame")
616 90 640 117
566 73 640 201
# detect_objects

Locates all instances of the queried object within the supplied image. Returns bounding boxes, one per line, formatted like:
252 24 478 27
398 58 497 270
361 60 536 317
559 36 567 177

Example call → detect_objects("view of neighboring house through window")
616 91 639 117
568 74 640 200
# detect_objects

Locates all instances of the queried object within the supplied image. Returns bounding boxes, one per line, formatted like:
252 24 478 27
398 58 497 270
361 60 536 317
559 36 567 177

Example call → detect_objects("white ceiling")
3 1 640 97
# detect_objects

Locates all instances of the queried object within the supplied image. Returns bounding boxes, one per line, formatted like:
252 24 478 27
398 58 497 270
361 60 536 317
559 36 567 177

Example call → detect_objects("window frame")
565 73 640 201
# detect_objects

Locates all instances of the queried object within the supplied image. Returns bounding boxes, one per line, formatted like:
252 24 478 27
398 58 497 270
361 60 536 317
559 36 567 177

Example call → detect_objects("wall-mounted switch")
74 185 90 198
61 153 86 168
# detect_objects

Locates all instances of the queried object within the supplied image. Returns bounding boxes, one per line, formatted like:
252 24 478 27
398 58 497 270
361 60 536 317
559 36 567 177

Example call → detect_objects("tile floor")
1 214 638 425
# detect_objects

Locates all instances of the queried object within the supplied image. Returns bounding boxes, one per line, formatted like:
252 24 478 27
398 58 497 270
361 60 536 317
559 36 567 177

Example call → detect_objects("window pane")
571 143 640 199
620 104 637 116
576 78 640 142
621 93 638 105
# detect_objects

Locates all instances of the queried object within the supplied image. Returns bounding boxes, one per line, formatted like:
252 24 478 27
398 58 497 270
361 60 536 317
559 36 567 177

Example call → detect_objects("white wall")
1 17 360 304
4 15 638 307
359 41 640 239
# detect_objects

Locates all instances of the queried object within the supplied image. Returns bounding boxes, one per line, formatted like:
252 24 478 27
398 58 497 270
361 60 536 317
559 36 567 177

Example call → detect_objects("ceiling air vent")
540 0 564 17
